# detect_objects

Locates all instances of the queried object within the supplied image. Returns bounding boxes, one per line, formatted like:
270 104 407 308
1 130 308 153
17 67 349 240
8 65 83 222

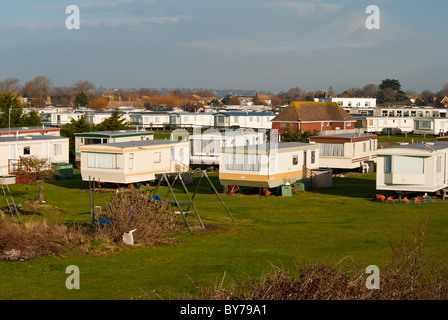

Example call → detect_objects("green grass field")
0 170 447 300
377 133 437 146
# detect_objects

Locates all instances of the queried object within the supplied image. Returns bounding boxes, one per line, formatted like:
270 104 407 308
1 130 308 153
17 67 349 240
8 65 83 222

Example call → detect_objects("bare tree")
19 156 58 202
72 80 96 93
24 75 52 98
361 84 379 98
0 78 21 94
441 83 448 97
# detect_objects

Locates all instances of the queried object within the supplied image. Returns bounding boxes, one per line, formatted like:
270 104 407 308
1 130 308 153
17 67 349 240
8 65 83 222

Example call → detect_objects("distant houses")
271 101 356 136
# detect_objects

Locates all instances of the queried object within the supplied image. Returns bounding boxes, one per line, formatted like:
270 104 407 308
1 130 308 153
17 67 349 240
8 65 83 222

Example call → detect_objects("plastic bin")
281 185 292 197
294 182 305 192
52 163 73 180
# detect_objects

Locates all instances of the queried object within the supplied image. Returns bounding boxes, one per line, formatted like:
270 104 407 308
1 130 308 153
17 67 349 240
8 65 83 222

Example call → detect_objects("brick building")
271 101 356 135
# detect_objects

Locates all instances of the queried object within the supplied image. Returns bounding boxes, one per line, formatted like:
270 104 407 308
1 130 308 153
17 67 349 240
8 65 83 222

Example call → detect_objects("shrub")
98 190 180 246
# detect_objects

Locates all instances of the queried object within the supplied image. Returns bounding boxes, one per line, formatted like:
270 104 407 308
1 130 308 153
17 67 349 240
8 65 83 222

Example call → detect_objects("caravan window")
384 156 392 173
87 153 117 169
225 152 261 171
53 144 62 157
320 143 344 157
386 156 424 174
292 155 298 166
437 155 442 173
311 151 316 164
129 153 134 169
154 152 161 163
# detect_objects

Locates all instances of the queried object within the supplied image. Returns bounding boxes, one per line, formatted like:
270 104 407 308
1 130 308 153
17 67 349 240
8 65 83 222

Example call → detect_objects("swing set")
150 170 235 231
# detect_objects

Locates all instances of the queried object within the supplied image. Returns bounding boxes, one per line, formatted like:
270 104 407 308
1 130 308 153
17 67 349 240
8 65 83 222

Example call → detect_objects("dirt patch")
1 206 41 216
0 249 39 262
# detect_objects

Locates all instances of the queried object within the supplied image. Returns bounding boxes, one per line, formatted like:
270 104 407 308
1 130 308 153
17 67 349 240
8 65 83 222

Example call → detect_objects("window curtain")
320 143 344 157
87 153 117 169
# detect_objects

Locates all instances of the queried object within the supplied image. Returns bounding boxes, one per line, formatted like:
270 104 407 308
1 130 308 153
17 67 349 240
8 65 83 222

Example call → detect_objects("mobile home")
219 142 320 188
0 135 69 177
309 133 377 172
214 112 275 130
80 140 190 185
129 112 170 129
189 129 266 165
0 126 61 137
376 142 448 193
365 116 414 134
74 130 154 162
414 117 448 136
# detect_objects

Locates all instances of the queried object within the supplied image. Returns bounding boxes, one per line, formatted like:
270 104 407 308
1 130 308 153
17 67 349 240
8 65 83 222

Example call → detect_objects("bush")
182 213 448 300
98 190 180 246
0 220 97 261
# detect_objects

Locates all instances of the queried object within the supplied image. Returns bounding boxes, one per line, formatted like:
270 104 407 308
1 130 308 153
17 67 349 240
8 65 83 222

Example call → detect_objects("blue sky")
0 0 447 94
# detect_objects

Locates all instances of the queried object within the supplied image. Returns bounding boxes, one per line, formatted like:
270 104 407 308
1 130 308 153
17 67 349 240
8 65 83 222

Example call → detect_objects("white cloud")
182 37 375 53
83 15 192 27
265 0 342 18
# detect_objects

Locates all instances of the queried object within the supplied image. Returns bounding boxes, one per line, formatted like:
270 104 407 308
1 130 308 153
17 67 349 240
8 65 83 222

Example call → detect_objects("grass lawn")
377 133 437 146
0 170 447 300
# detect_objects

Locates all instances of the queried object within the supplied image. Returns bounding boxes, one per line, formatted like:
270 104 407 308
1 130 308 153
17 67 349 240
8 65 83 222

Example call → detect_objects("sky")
0 0 447 94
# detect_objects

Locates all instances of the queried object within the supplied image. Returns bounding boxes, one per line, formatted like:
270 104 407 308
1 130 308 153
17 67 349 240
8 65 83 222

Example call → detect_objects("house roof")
225 142 318 153
0 126 60 133
216 111 275 117
272 101 355 122
310 133 377 143
0 135 68 143
377 142 448 154
82 139 184 150
75 130 153 138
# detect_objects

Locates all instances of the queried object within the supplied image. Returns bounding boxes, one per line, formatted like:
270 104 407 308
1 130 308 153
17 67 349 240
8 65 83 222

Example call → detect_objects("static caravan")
130 112 170 129
85 111 131 126
376 142 448 193
44 112 84 126
74 130 154 162
219 142 320 188
309 133 377 172
414 117 448 136
214 112 275 130
365 116 414 134
80 140 190 184
169 112 196 129
189 129 266 165
0 126 60 137
0 135 69 177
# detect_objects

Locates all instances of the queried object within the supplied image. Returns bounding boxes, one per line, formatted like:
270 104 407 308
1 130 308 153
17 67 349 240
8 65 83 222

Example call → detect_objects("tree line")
1 75 447 110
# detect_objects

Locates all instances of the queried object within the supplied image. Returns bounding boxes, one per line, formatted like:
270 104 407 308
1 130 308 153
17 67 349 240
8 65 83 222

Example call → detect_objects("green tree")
60 116 94 163
0 93 25 128
379 79 404 94
282 125 317 143
73 91 89 107
94 111 132 132
221 94 233 105
21 110 42 127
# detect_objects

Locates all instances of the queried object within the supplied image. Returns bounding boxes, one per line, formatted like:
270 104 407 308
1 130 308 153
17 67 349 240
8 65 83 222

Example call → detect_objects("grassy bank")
0 171 447 299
